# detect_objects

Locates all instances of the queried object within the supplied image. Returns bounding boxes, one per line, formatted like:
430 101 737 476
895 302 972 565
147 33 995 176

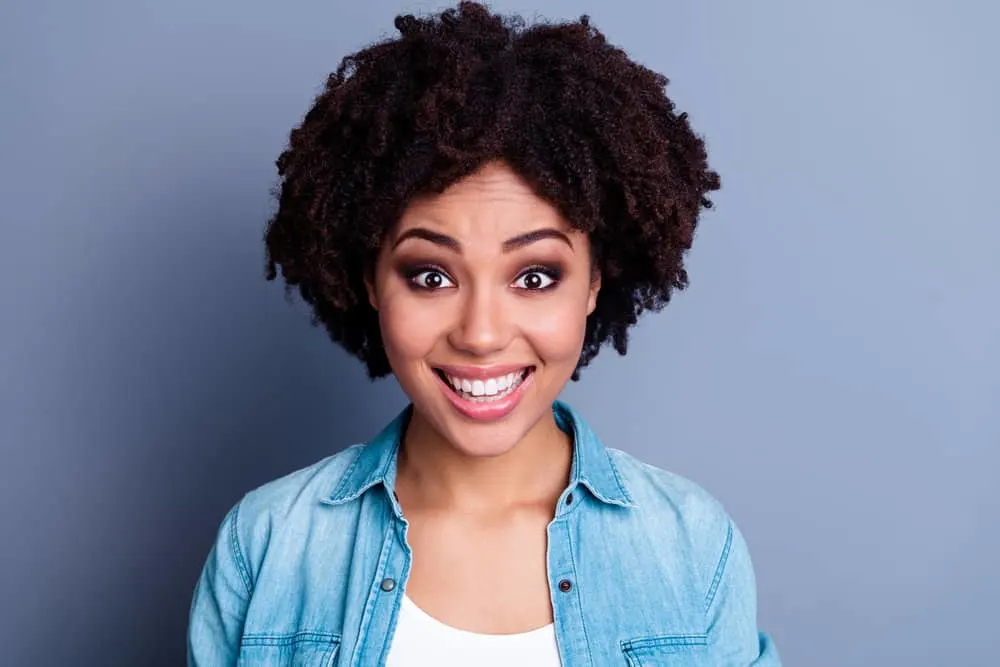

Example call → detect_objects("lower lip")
435 371 534 422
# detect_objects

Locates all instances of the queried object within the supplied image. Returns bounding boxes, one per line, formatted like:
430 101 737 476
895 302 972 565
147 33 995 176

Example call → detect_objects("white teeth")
441 369 530 403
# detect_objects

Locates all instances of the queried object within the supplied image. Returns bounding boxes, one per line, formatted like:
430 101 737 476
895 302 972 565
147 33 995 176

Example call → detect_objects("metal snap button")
558 579 572 592
380 577 396 592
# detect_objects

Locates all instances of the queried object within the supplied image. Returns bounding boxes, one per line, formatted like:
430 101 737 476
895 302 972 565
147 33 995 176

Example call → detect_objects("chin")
439 419 531 458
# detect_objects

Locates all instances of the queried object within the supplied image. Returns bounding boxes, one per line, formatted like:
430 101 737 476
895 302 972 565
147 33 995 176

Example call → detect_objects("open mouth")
433 367 535 403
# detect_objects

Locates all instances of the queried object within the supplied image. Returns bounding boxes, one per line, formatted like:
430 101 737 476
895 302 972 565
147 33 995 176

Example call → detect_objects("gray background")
1 0 997 665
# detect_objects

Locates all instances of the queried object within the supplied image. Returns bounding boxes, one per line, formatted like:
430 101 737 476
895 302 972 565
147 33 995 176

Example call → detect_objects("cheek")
377 289 443 364
522 293 590 363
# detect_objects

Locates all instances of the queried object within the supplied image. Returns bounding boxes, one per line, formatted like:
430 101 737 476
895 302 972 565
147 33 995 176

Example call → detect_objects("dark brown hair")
264 1 720 379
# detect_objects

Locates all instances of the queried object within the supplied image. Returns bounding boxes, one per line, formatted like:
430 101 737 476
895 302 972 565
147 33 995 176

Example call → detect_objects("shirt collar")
553 400 635 508
322 401 634 510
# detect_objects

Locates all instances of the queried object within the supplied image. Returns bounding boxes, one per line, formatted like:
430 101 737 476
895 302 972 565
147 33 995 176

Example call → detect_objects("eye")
512 268 558 291
409 269 455 290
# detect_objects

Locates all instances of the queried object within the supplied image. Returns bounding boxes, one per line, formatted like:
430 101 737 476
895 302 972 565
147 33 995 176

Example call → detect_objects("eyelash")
403 264 563 292
513 265 562 291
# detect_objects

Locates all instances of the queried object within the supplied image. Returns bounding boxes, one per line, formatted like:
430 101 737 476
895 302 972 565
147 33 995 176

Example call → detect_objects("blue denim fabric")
188 401 780 666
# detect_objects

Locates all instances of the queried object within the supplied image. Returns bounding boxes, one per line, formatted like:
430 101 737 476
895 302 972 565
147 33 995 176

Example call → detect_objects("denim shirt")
188 401 780 666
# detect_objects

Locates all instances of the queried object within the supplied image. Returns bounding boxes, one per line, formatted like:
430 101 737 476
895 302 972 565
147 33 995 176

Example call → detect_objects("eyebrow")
391 227 574 253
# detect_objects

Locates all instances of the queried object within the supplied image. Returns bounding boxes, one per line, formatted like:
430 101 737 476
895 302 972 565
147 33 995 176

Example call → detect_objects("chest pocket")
238 631 341 667
621 634 709 666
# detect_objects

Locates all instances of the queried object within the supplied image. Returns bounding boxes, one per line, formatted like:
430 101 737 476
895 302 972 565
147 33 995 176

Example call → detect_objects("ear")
586 268 601 316
364 264 378 310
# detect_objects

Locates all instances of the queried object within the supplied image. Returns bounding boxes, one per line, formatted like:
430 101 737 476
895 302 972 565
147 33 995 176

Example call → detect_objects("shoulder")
608 446 729 525
605 447 741 592
239 444 364 518
222 445 366 570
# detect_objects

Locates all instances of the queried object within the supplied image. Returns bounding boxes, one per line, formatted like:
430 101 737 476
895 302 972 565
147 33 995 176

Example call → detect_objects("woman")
188 3 780 665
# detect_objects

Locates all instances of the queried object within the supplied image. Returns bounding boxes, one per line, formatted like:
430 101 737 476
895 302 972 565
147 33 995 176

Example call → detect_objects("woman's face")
367 161 600 457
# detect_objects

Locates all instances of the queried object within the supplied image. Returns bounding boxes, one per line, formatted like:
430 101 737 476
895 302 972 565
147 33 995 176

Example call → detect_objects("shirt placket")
350 513 411 667
548 509 593 667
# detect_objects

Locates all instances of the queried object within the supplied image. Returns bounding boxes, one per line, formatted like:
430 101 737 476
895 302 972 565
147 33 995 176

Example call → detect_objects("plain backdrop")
1 1 997 665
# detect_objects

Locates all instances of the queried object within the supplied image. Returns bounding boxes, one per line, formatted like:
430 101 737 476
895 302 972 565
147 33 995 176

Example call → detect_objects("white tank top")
384 595 563 666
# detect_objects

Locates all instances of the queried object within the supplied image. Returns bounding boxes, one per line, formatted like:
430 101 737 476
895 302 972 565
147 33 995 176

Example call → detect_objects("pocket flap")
622 634 708 665
239 630 340 667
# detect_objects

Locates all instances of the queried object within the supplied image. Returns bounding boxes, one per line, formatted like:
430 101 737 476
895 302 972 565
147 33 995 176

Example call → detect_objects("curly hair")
264 1 720 379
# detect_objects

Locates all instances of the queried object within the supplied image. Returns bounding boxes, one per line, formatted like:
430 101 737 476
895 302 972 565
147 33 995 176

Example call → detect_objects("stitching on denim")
328 447 365 500
620 634 708 663
377 440 399 482
378 581 406 665
562 404 632 507
229 501 253 597
605 452 634 505
704 519 733 613
376 441 403 513
621 634 709 651
561 408 584 497
562 520 596 667
240 630 341 647
352 524 396 667
375 524 409 667
621 643 639 667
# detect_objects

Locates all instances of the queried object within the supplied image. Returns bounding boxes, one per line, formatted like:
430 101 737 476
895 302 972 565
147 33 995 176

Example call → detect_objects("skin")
365 160 601 634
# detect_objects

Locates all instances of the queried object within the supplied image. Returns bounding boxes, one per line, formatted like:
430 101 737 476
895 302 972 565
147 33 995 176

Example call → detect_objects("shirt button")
380 578 396 592
565 493 574 505
558 579 572 592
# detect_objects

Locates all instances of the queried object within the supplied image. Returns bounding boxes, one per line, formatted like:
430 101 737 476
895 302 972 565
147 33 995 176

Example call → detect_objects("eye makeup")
401 263 455 291
394 256 568 292
512 264 563 291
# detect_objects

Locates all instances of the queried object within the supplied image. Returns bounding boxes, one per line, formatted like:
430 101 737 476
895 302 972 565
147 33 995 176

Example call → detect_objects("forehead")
395 161 574 238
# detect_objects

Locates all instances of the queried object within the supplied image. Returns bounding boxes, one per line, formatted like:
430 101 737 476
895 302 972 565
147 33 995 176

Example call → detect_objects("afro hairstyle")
263 1 721 379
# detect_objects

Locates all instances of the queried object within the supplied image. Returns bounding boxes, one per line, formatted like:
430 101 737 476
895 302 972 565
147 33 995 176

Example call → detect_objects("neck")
396 409 572 513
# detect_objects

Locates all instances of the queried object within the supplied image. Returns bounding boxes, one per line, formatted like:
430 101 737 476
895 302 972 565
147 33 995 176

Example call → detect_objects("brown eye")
409 269 455 290
513 269 558 290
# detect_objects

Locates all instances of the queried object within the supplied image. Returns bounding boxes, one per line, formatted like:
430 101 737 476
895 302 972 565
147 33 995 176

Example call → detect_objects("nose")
447 284 510 356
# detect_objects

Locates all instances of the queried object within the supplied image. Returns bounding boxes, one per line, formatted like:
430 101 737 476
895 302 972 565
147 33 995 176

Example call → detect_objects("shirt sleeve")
187 502 253 667
704 517 782 666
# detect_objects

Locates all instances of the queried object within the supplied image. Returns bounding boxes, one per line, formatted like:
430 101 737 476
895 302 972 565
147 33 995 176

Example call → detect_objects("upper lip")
434 364 533 379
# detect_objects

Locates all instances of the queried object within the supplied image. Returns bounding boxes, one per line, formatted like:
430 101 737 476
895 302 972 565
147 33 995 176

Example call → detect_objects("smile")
435 367 532 401
432 365 535 420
